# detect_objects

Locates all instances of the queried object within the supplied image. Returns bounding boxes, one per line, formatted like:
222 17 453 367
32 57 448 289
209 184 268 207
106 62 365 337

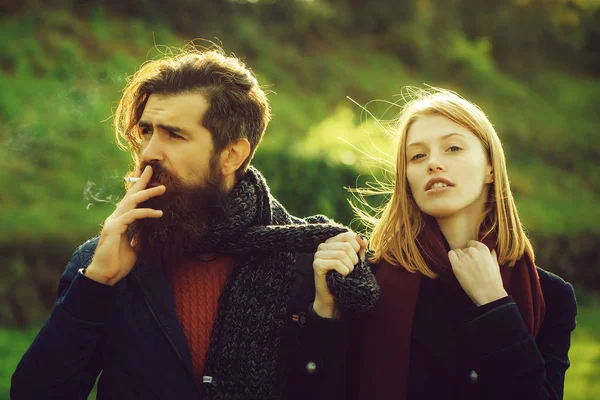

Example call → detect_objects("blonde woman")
339 88 576 399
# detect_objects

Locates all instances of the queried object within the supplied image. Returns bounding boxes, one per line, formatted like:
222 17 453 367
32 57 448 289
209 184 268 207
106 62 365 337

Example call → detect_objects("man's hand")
312 231 368 318
85 165 166 286
448 240 508 306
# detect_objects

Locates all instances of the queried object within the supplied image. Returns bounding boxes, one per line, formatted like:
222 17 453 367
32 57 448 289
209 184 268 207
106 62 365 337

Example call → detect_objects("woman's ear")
487 169 494 184
220 138 251 178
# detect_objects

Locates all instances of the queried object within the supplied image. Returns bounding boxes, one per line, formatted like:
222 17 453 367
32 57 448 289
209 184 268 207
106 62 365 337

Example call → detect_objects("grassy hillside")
0 7 599 328
1 9 598 243
0 4 598 397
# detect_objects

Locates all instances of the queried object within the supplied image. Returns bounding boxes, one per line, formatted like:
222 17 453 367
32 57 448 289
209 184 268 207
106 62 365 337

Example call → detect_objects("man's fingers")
313 259 351 277
128 185 166 205
115 208 163 226
116 185 166 216
125 165 153 192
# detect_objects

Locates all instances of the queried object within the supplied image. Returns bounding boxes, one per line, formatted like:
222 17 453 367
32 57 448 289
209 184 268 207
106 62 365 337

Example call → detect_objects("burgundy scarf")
353 219 546 400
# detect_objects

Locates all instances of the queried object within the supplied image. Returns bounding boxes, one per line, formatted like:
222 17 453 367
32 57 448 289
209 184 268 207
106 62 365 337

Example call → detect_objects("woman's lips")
425 185 452 195
424 177 455 191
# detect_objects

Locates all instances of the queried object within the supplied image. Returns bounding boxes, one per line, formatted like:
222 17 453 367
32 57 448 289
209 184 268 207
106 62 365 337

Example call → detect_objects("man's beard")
127 160 231 268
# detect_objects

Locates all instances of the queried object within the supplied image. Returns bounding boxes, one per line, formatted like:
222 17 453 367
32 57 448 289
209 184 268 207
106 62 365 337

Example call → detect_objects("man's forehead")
141 92 209 124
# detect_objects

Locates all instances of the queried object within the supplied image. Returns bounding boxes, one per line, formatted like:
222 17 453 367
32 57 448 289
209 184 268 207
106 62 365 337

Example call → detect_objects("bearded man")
11 48 379 400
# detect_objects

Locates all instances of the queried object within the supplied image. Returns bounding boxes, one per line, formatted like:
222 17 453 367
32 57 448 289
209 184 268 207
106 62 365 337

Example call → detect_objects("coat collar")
130 260 196 379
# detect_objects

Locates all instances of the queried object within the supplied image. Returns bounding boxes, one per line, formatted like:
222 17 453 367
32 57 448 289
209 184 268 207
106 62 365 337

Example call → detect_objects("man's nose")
141 134 164 164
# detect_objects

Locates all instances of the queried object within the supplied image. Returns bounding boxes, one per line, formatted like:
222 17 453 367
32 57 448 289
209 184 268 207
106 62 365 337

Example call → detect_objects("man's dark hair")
114 46 271 178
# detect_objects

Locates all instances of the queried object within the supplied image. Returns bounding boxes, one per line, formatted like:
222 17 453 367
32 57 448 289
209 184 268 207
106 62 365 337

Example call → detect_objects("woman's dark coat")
350 266 577 400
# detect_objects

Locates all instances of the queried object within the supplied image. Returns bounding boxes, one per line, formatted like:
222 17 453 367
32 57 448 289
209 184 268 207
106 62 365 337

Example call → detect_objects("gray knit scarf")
197 166 378 400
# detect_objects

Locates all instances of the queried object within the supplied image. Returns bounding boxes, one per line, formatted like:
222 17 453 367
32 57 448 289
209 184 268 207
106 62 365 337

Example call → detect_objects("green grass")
0 327 38 398
565 307 600 400
1 307 599 399
1 8 599 247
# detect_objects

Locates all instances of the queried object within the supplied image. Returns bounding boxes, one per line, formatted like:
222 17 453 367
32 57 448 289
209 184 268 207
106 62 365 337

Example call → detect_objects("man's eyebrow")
406 132 466 148
158 124 186 134
138 121 188 135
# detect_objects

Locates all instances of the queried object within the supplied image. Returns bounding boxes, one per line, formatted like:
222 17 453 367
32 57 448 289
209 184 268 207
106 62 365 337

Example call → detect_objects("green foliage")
253 149 361 227
564 307 600 400
0 0 598 394
0 5 599 328
0 327 39 397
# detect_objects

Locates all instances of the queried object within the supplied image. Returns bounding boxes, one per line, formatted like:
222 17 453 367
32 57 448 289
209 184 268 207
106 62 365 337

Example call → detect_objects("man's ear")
220 138 251 178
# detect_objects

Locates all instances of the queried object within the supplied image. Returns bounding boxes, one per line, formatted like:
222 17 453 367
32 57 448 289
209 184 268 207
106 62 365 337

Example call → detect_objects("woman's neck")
436 212 485 250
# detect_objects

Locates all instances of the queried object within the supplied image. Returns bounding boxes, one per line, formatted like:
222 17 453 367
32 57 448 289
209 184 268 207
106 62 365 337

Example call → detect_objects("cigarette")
124 177 140 183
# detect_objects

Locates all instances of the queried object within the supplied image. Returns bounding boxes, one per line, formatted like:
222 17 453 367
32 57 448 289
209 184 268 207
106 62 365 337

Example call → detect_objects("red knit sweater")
166 255 238 382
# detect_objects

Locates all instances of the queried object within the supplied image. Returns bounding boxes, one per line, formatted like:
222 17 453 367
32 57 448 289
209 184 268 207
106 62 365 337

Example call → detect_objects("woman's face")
405 114 493 219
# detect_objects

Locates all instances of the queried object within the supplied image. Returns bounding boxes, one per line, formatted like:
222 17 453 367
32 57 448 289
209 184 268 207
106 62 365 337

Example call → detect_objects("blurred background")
1 0 599 398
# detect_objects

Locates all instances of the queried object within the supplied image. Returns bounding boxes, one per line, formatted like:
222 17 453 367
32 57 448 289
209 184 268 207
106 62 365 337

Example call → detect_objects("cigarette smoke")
84 181 116 210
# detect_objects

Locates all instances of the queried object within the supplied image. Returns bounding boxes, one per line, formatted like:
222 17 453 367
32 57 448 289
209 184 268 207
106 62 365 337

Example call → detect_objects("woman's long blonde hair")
358 87 533 278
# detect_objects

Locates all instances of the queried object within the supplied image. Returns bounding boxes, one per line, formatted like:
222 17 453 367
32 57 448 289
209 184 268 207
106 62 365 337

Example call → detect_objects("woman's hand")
448 240 508 306
312 232 368 318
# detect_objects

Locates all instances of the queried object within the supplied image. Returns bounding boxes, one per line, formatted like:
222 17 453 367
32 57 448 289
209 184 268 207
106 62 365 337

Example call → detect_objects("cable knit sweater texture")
167 255 238 382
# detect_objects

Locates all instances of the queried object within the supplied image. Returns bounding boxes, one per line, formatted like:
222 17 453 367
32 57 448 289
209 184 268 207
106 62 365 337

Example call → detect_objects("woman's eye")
141 128 151 135
411 154 425 161
448 145 461 152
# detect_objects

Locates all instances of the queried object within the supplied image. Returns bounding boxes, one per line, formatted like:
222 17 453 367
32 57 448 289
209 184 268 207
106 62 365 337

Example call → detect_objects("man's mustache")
140 162 185 192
